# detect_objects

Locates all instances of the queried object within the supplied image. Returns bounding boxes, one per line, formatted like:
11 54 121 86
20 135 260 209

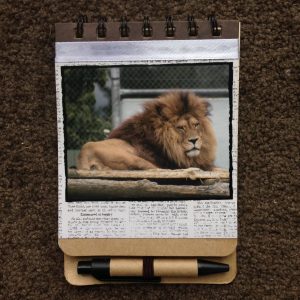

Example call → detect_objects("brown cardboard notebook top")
59 238 237 257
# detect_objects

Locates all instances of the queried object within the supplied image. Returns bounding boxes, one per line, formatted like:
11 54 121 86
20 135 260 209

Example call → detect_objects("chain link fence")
120 64 229 89
62 64 229 168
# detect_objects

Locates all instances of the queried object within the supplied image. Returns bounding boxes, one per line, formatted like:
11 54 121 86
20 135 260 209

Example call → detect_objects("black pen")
77 257 229 282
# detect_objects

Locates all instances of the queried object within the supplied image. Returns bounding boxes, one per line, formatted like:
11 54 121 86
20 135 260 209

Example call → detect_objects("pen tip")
198 260 229 276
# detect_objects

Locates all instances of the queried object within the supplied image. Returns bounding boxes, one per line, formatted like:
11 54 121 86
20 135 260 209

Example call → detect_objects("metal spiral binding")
142 16 152 37
165 16 175 37
96 16 107 38
76 14 88 38
60 14 233 41
208 15 222 36
119 16 129 37
187 15 198 36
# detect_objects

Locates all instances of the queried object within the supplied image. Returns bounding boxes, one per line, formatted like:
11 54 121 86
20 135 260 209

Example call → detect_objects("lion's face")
145 92 217 169
174 116 203 158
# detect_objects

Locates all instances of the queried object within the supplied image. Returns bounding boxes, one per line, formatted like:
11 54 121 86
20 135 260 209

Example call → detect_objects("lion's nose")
189 138 198 145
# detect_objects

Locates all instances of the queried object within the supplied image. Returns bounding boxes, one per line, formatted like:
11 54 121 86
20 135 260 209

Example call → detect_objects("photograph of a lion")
77 92 217 171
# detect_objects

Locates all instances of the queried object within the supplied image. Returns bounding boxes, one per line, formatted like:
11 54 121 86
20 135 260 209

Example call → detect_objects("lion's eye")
177 126 185 131
194 123 200 128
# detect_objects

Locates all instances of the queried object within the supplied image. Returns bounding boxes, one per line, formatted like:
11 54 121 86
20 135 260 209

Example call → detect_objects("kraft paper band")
110 258 142 276
109 258 199 277
154 259 198 277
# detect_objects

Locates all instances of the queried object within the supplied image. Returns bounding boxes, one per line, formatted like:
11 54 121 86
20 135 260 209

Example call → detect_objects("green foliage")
63 67 111 149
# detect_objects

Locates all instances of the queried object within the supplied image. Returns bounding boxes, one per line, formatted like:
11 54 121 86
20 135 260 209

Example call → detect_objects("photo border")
60 63 234 201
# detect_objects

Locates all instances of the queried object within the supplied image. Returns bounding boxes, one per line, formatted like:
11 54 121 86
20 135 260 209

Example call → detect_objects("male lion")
77 92 217 171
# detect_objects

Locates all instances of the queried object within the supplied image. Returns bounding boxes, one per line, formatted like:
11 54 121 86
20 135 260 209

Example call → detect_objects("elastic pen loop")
143 257 155 279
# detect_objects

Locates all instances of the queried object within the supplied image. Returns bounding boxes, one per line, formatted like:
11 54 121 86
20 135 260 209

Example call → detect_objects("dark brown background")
1 0 299 299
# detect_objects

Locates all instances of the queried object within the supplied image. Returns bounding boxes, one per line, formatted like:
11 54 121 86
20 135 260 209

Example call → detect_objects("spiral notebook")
55 15 240 285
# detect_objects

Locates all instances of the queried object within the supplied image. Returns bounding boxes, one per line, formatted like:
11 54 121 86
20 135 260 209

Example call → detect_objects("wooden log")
68 168 229 181
67 179 230 200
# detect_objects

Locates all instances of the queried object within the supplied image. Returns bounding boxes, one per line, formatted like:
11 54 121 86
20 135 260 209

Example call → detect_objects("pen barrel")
110 258 198 277
78 258 229 278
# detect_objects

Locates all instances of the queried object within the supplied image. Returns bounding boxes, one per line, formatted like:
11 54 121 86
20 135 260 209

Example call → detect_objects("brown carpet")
1 1 299 299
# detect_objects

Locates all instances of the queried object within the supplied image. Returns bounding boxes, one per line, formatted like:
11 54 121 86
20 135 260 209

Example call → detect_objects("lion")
77 92 217 171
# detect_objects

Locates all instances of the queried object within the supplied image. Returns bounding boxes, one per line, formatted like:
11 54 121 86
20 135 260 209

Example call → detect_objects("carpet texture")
0 0 299 299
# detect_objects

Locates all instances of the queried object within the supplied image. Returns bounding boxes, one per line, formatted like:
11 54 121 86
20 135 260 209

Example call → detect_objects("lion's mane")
108 92 217 170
